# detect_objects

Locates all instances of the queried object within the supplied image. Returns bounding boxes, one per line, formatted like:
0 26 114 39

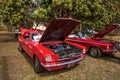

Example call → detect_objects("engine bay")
43 42 83 59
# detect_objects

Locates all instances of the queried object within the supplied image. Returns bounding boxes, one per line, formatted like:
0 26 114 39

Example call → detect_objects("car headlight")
45 55 52 62
107 46 109 50
83 49 86 53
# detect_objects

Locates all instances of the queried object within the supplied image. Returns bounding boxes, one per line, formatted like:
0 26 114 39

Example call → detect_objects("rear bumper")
41 55 85 71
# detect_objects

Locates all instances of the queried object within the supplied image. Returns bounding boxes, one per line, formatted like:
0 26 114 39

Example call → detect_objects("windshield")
32 32 42 42
78 32 94 38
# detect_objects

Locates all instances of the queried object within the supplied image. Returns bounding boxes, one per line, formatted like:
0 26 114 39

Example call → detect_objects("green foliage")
33 7 48 21
36 0 120 31
0 0 120 31
1 0 35 29
73 0 116 31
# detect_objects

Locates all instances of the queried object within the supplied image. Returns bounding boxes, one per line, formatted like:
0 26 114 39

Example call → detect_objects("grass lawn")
0 34 120 80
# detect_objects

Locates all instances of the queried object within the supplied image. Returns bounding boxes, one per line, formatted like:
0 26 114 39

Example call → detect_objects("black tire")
89 47 102 58
19 44 24 52
34 56 44 73
114 42 120 51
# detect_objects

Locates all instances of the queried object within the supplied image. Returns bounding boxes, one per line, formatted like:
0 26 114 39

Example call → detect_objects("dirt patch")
1 56 10 80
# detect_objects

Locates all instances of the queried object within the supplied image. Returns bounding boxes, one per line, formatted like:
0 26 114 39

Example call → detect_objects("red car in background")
66 24 120 58
18 18 86 73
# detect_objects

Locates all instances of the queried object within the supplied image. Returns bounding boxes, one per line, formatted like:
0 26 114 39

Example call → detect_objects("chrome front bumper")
41 56 85 67
103 49 118 52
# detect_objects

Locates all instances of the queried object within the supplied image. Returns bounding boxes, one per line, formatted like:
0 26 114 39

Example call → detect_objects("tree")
1 0 120 31
0 0 3 22
1 0 35 31
35 0 120 31
73 0 116 31
111 0 120 23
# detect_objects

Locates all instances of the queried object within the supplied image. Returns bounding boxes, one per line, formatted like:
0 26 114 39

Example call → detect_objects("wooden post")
79 23 82 32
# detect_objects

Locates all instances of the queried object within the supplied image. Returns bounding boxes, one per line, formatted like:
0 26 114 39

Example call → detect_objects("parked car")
18 18 86 73
66 23 120 58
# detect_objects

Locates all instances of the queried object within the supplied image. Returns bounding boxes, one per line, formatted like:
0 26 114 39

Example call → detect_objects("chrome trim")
58 53 84 61
103 49 118 52
41 56 85 67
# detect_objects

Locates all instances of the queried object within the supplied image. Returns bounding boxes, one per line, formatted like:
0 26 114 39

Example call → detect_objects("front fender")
32 43 57 63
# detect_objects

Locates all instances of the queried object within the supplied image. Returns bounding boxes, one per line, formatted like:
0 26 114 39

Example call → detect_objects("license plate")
67 63 75 68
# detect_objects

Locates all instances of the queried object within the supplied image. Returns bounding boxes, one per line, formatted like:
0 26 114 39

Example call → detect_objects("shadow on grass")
38 64 79 77
0 34 18 42
0 38 18 42
19 50 80 76
19 51 34 70
1 56 10 80
87 53 120 64
101 54 120 64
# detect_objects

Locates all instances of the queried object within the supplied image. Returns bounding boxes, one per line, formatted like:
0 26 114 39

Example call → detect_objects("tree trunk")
79 23 82 32
59 5 62 17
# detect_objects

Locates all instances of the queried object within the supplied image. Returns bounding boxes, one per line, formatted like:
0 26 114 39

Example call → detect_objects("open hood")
93 23 120 38
40 18 80 42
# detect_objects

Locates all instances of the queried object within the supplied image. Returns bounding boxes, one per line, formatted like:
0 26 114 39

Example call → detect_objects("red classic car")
66 24 120 58
18 18 86 73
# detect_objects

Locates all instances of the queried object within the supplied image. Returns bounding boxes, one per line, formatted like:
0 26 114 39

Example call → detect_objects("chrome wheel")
90 47 102 58
115 42 120 51
34 56 43 73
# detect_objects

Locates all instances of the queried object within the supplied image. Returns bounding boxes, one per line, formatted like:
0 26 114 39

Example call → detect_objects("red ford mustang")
66 24 120 58
18 18 86 73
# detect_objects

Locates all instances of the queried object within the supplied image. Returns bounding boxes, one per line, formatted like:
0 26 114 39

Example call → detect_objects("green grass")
0 34 120 80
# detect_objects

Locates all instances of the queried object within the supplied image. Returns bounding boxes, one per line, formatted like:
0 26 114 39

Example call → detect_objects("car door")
22 32 31 55
25 33 34 58
76 38 90 48
77 32 93 48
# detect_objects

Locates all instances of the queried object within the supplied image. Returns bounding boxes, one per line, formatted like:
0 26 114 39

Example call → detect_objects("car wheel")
19 44 24 52
89 47 102 58
34 56 44 73
114 42 120 51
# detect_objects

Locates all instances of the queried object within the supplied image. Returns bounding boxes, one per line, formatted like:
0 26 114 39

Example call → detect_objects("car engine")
43 42 83 59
